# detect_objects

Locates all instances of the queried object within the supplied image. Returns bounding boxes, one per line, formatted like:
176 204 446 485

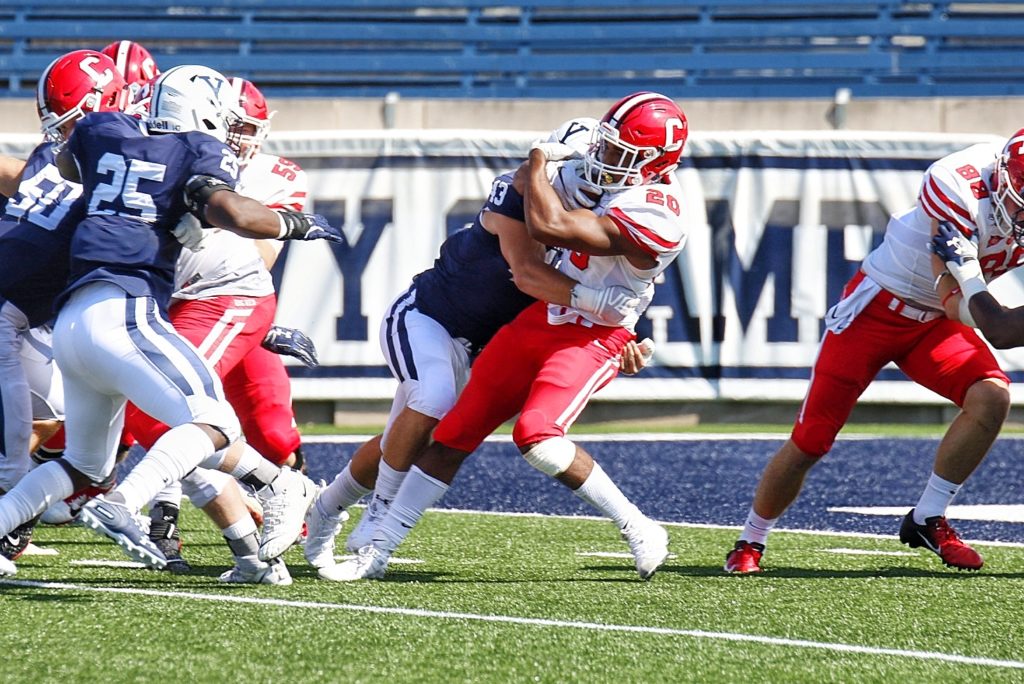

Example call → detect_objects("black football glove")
262 325 319 368
276 211 346 244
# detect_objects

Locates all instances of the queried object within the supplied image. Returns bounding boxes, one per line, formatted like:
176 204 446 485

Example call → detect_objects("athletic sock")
0 461 74 535
572 462 643 529
118 424 214 512
222 516 265 573
374 459 406 503
318 463 372 516
913 473 962 524
740 508 777 547
373 466 447 553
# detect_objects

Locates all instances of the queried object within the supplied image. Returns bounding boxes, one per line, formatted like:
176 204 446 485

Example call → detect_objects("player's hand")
571 284 640 325
261 325 319 368
619 338 655 375
277 211 346 244
171 213 208 251
530 141 581 163
930 222 981 285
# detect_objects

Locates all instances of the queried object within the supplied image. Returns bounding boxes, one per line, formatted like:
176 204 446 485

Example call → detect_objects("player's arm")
523 148 656 268
931 221 1024 347
0 155 26 198
485 211 576 304
184 175 343 243
486 210 639 324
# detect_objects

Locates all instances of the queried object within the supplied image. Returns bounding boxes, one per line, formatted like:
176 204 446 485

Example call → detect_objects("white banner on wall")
6 129 1024 405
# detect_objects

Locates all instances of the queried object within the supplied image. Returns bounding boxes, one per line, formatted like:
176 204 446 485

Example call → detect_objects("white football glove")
530 141 582 162
171 213 208 252
571 284 640 326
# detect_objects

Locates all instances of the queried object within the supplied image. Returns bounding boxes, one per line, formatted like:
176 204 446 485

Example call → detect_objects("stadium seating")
2 1 1024 98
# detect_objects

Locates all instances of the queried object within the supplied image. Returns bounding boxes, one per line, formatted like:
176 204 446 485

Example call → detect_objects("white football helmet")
543 116 599 156
146 64 243 149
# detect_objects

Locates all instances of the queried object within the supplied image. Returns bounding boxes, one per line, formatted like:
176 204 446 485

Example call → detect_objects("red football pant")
792 281 1008 458
125 294 300 464
433 301 634 453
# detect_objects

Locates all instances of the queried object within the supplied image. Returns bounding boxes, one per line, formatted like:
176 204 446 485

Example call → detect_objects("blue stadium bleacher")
1 1 1023 99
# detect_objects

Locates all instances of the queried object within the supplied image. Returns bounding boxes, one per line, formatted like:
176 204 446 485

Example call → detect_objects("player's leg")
727 296 903 573
0 302 35 495
181 468 291 584
509 322 666 579
222 344 301 467
338 294 472 554
320 304 546 581
895 320 1009 570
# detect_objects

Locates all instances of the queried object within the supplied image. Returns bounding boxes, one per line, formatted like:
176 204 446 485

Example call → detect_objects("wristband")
276 212 289 239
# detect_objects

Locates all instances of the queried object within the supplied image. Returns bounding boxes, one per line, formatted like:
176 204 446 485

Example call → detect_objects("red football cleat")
899 510 983 571
724 540 764 574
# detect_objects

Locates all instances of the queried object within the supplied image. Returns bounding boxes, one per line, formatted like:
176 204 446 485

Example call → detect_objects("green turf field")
4 504 1023 683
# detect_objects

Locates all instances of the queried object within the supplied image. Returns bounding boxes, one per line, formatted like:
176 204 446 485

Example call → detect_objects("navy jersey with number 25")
61 111 238 309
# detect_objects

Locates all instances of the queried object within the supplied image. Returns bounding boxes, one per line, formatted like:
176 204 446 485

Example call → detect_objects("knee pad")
181 468 232 508
513 408 561 447
404 379 458 421
521 437 576 477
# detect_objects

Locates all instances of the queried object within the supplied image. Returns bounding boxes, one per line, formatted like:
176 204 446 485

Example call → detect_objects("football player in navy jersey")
304 118 651 570
0 49 128 563
0 64 343 576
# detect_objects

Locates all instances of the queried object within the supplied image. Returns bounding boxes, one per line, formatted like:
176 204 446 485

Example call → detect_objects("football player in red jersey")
321 92 687 583
723 133 1024 575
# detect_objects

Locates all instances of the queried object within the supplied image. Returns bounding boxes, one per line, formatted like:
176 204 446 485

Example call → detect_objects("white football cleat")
318 544 390 582
304 498 349 569
257 468 316 562
621 517 670 580
0 553 16 576
219 558 292 585
345 493 390 552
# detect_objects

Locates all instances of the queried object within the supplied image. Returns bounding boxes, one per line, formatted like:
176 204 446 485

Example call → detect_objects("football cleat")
304 497 350 569
219 557 292 585
724 540 765 574
0 553 15 576
345 493 391 553
256 467 316 561
0 519 37 561
148 502 191 574
899 509 984 571
80 496 167 570
620 517 670 580
317 544 390 582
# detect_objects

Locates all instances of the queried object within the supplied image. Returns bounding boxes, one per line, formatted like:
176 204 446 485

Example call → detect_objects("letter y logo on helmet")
146 65 244 151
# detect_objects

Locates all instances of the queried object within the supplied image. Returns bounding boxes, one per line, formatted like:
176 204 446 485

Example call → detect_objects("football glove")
530 141 582 163
570 284 640 326
276 211 346 244
262 325 319 368
171 213 208 252
930 221 987 300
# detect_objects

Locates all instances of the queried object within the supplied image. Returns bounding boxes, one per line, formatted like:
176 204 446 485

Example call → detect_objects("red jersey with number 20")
549 163 686 331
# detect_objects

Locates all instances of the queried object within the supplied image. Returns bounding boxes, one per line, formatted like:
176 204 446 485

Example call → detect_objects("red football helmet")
583 92 688 189
100 41 159 86
228 77 275 163
37 49 127 142
995 128 1024 246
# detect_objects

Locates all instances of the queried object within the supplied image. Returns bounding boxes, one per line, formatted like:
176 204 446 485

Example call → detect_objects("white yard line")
0 578 1020 671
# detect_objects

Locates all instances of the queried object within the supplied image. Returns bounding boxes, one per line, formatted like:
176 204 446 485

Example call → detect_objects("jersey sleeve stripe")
608 207 680 251
925 176 972 222
919 189 975 235
608 211 660 259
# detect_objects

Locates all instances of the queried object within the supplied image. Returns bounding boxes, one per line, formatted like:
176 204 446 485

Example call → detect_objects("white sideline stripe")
334 555 423 565
71 559 147 569
825 548 917 557
830 504 1024 523
577 551 679 560
21 544 58 557
305 433 1024 444
0 578 1020 671
426 507 1024 550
